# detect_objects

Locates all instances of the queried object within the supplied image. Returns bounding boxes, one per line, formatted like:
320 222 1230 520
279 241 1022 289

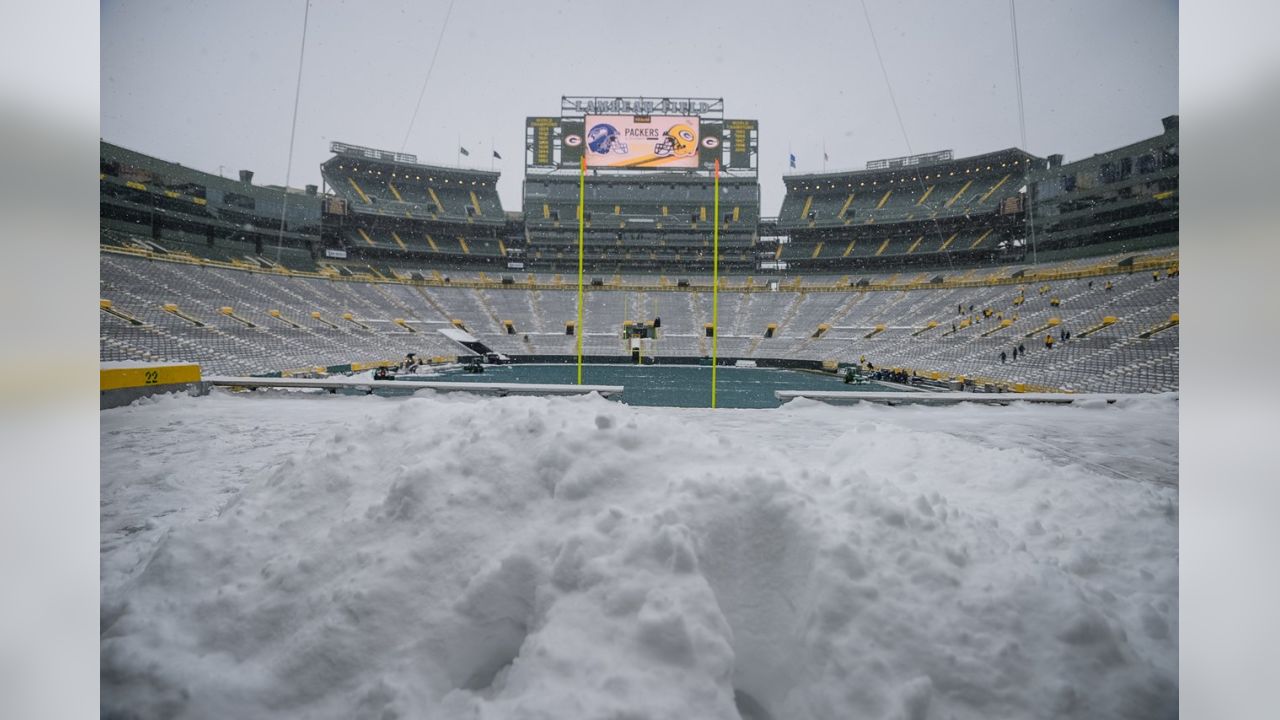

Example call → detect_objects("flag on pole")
493 150 502 159
460 147 470 156
789 153 796 169
823 151 829 162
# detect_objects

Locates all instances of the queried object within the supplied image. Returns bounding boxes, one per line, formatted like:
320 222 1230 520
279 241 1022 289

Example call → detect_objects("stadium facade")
99 100 1178 392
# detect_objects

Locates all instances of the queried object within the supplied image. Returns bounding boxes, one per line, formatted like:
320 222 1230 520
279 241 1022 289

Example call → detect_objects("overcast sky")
101 0 1177 214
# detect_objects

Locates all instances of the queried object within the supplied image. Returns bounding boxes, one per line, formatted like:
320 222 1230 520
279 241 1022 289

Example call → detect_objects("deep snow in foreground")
101 390 1178 719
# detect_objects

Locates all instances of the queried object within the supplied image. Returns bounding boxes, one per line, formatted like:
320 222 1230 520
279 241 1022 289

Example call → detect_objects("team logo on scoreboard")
586 123 629 155
582 115 700 168
701 136 720 149
653 124 697 158
563 134 583 147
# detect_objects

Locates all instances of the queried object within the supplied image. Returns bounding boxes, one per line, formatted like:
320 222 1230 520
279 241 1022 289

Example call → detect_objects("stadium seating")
100 244 1178 391
99 122 1177 390
321 157 503 227
1030 116 1179 254
523 174 759 272
316 149 510 268
777 149 1039 272
101 141 323 245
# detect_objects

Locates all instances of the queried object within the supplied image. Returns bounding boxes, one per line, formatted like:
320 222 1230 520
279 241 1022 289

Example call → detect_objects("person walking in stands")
1018 343 1025 356
1000 350 1007 364
1045 334 1054 350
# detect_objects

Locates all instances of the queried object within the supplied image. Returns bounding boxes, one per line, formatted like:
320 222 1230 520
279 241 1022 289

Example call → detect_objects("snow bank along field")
100 389 1178 719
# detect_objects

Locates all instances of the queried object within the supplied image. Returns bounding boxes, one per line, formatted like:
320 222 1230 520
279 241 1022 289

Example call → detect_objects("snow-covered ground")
101 389 1178 719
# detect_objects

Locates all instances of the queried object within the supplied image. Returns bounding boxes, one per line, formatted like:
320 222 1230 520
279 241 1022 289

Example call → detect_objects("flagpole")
490 135 494 171
823 138 827 172
457 134 461 167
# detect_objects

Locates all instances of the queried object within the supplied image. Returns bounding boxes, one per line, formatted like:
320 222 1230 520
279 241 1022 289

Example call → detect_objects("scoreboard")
725 119 758 170
527 117 557 168
526 98 756 174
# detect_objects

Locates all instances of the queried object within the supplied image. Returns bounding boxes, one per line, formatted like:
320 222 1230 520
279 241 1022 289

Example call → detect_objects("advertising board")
581 115 701 169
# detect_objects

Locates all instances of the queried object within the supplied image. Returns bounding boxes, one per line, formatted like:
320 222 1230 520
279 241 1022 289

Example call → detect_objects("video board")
525 98 755 173
581 115 702 169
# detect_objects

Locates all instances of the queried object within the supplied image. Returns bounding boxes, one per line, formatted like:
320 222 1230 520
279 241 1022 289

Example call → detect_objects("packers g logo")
701 136 720 149
563 134 583 147
653 124 698 158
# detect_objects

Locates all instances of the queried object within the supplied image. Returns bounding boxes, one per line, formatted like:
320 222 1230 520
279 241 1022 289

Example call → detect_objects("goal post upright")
577 155 585 384
712 158 720 408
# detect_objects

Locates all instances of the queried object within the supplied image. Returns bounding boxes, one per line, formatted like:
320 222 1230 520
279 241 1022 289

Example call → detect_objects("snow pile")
101 391 1178 719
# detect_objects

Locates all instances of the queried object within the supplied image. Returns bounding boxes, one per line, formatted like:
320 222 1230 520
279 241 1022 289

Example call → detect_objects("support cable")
401 0 457 152
1009 0 1038 266
276 0 311 262
858 0 954 272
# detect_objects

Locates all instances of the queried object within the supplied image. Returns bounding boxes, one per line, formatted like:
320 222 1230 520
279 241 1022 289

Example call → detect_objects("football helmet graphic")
653 123 698 157
587 123 628 155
